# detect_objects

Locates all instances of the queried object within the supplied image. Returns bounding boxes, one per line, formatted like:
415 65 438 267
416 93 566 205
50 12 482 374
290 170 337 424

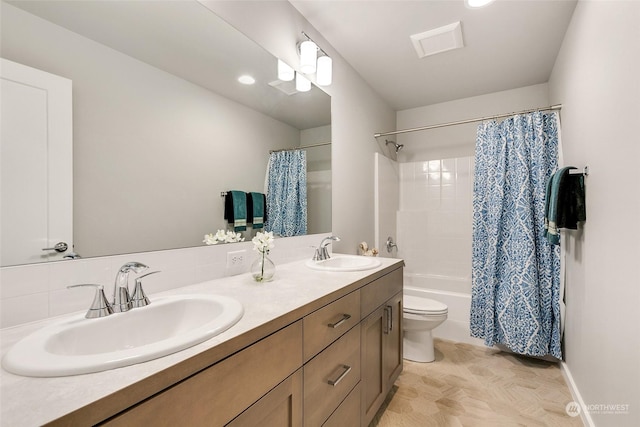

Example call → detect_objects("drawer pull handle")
327 364 352 386
328 313 351 329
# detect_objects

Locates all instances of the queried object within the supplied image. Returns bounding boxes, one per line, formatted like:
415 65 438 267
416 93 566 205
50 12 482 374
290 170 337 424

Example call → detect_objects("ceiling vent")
268 79 299 96
410 21 464 58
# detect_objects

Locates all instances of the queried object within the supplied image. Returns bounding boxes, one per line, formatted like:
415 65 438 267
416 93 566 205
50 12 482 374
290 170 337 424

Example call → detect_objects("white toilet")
402 293 448 362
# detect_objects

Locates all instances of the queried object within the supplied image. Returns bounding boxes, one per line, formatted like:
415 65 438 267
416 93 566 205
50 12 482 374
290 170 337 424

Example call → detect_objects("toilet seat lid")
403 295 448 315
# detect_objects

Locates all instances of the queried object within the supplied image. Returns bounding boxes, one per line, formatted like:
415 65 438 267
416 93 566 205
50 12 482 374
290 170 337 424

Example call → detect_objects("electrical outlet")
226 250 248 276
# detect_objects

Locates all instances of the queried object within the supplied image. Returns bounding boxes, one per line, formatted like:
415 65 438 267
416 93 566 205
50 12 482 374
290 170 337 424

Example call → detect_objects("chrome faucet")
67 284 114 318
112 262 148 312
313 236 340 261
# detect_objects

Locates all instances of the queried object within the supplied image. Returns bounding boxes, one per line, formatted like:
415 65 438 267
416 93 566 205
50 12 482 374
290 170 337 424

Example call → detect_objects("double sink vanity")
0 255 403 426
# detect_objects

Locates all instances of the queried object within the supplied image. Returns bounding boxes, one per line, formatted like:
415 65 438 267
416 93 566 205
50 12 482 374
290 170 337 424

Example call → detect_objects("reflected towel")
247 192 266 229
224 191 247 232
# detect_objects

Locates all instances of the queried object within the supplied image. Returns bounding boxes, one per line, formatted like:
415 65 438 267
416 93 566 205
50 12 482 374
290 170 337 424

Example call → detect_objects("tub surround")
0 255 403 426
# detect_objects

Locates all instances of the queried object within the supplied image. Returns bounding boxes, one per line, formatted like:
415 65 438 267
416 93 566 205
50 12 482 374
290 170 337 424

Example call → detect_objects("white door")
374 153 399 258
1 58 73 266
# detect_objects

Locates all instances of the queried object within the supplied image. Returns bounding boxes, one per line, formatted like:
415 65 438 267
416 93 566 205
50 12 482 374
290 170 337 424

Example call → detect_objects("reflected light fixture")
277 59 295 81
295 72 311 92
466 0 495 8
237 75 255 85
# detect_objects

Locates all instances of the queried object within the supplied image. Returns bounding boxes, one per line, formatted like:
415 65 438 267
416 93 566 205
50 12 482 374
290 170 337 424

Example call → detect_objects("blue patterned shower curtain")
265 150 307 237
470 111 562 359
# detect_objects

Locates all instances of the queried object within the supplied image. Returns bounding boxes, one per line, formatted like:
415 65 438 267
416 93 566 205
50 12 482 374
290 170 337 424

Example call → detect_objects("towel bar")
568 166 589 176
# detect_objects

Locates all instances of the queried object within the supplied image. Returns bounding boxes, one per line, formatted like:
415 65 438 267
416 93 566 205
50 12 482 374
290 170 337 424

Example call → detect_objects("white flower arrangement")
251 231 275 282
203 229 245 245
252 231 275 254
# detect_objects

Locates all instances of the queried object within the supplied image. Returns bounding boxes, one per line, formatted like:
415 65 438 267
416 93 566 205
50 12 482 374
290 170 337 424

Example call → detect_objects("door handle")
384 305 393 334
42 242 68 253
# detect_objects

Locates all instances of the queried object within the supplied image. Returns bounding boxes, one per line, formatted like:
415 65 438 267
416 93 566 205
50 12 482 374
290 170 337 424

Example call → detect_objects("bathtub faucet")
386 236 398 253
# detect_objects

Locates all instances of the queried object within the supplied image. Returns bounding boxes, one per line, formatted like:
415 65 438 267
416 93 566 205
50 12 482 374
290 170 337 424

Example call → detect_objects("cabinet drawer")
303 290 360 362
303 324 361 427
322 382 361 427
360 267 402 317
228 369 303 427
103 321 303 427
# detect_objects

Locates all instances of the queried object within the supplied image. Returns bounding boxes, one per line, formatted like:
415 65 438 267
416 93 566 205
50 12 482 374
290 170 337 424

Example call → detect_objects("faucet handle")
67 284 113 319
311 246 322 261
131 271 160 308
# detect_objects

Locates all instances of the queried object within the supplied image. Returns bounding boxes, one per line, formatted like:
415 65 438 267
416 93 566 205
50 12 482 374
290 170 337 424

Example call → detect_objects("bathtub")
403 273 484 346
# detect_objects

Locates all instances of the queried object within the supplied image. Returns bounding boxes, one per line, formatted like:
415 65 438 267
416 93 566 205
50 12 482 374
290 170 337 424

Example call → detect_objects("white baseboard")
561 361 595 427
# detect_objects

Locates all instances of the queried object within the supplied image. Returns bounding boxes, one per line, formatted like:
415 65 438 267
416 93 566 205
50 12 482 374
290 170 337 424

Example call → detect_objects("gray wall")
2 3 300 257
549 1 640 425
397 83 550 161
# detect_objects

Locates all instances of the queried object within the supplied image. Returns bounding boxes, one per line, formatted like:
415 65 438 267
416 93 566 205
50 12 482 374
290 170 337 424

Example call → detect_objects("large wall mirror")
1 0 331 267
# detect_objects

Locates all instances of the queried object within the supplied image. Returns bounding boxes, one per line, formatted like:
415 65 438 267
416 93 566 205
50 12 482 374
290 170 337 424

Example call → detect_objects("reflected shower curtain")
470 111 562 359
265 150 307 237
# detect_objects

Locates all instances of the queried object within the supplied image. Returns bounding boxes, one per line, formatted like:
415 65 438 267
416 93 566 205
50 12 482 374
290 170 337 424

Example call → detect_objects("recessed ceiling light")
238 75 255 85
466 0 495 8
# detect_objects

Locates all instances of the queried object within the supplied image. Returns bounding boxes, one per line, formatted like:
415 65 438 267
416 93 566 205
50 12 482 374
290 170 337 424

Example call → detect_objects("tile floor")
373 339 583 426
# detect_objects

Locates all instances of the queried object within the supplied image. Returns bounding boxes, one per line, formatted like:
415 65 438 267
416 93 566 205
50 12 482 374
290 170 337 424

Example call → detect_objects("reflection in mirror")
0 0 331 267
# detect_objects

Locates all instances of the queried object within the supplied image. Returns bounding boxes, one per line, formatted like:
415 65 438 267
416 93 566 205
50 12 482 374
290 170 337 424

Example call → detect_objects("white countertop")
0 255 402 426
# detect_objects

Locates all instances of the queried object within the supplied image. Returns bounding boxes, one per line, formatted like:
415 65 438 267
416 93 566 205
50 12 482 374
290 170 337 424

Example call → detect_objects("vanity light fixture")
299 40 318 74
277 59 295 81
316 55 332 86
295 72 311 92
298 31 333 87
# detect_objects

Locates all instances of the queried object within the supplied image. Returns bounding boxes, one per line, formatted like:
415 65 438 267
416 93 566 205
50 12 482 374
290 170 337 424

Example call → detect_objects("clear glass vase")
251 252 275 282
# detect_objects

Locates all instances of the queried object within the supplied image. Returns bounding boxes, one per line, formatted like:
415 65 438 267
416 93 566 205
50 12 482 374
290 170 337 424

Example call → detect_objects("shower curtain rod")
269 141 331 154
374 104 562 138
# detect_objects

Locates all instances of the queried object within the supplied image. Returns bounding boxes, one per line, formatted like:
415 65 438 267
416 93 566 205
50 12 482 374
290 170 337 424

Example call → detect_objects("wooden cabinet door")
360 292 403 427
383 292 403 388
360 305 385 427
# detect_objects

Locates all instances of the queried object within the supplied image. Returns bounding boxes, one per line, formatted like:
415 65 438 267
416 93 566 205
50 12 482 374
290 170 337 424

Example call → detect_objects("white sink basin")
2 294 243 377
306 255 382 272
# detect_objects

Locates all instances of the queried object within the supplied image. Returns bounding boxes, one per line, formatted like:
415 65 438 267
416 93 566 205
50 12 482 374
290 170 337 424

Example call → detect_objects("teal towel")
224 191 247 231
545 167 575 245
557 173 586 230
248 192 265 229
